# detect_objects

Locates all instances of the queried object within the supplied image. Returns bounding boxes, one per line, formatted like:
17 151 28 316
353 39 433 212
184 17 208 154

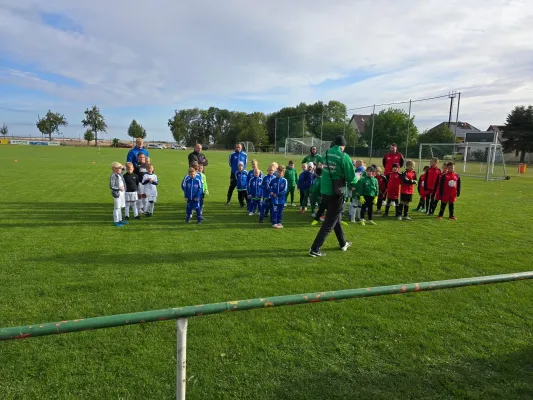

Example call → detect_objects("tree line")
1 103 531 159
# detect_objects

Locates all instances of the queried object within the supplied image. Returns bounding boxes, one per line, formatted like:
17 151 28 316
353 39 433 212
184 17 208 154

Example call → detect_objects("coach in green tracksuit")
302 146 320 165
309 136 356 257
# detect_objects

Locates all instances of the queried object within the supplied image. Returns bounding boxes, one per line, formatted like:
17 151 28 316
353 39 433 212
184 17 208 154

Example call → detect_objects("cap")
307 162 314 167
334 135 347 146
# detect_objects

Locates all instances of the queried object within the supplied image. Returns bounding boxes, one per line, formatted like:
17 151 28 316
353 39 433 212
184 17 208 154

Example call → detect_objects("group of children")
109 153 158 227
109 154 461 228
347 157 461 225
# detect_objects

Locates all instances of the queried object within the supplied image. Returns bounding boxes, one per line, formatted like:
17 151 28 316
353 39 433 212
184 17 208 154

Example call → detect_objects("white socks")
113 208 122 223
125 203 138 218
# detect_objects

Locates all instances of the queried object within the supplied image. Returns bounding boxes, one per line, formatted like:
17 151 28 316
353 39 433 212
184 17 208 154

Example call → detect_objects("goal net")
242 141 256 153
418 143 509 181
284 137 332 157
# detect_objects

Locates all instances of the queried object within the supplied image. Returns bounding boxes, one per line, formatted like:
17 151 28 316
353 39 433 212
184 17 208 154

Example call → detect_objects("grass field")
1 145 533 399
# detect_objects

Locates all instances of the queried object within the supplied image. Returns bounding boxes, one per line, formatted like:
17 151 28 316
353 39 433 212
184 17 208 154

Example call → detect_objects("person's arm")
439 176 445 197
126 149 135 164
279 179 288 196
188 153 194 165
243 153 248 170
457 176 461 197
382 155 387 168
181 176 187 194
343 153 356 186
229 153 232 168
423 170 429 191
399 154 405 168
203 175 209 193
110 174 120 190
400 172 411 184
151 174 159 185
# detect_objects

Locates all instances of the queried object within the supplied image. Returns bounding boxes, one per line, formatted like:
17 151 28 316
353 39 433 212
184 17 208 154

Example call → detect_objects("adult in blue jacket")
126 137 149 165
226 143 247 205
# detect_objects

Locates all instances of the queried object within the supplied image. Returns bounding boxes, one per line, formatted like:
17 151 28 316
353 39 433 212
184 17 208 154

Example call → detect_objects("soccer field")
1 145 533 399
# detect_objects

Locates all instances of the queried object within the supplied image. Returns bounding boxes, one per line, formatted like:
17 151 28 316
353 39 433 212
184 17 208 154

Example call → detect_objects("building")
486 125 531 163
348 114 373 137
429 121 485 143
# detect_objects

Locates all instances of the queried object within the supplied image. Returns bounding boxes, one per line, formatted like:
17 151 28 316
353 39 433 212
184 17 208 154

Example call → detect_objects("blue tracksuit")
247 169 262 182
260 173 275 222
247 176 263 214
235 170 248 191
298 170 313 190
181 175 204 221
229 151 248 174
269 176 288 225
126 146 149 165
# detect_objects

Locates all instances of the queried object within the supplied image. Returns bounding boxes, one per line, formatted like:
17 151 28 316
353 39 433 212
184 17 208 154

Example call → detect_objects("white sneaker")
311 213 316 218
403 216 412 221
340 241 352 251
397 216 403 221
248 212 253 216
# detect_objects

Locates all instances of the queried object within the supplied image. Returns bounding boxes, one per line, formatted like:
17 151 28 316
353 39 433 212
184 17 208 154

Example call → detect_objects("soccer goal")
284 137 332 157
242 141 256 153
418 143 509 181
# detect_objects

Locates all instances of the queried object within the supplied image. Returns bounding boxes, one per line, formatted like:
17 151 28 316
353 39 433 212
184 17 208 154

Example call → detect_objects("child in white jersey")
141 163 158 217
110 162 127 227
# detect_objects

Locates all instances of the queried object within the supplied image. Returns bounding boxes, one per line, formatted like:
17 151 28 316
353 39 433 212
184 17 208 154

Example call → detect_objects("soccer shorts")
400 193 413 203
137 183 145 195
125 191 138 202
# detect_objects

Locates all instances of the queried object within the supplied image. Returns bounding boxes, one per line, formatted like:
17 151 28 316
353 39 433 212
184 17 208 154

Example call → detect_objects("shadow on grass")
3 201 437 229
25 248 307 265
271 347 533 399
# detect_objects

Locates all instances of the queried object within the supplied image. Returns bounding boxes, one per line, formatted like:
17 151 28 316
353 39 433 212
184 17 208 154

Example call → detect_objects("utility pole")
448 91 457 128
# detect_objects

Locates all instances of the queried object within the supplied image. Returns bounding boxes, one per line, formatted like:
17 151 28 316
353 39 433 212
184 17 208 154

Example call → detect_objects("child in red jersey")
398 160 417 221
383 163 401 217
375 167 388 215
414 166 429 212
424 157 440 215
438 162 461 220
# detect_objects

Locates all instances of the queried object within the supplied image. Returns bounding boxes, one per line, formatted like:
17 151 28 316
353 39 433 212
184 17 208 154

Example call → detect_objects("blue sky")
1 0 532 140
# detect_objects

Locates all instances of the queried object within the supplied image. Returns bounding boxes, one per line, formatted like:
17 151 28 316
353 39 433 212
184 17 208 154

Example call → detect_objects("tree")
418 124 455 143
82 106 107 147
502 105 533 163
112 138 120 148
0 123 8 137
83 129 95 145
36 110 68 141
127 119 146 139
361 108 418 149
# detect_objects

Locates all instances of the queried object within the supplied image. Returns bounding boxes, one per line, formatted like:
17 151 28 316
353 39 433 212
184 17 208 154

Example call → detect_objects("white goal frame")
242 141 256 153
418 142 509 181
284 137 332 157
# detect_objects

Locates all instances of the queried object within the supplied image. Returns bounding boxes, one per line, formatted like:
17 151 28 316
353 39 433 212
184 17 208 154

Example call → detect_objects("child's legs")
360 201 368 220
271 204 278 225
438 202 447 217
195 203 202 220
425 196 431 211
299 190 304 208
200 194 205 210
316 200 326 220
364 196 374 220
304 190 310 208
289 187 295 204
449 202 455 217
186 201 194 219
376 194 384 211
278 203 285 224
402 201 410 216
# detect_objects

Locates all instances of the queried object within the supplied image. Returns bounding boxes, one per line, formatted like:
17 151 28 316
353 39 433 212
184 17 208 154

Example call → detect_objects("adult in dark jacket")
188 144 209 167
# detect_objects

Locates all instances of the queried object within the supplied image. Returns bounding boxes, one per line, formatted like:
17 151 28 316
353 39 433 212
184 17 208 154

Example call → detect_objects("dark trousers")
439 202 455 217
289 187 295 204
414 196 425 210
384 198 399 216
311 195 347 252
361 195 374 220
376 193 385 211
237 190 248 207
227 172 237 203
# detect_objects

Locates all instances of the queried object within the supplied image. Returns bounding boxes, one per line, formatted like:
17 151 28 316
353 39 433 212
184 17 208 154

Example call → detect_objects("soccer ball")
448 180 456 188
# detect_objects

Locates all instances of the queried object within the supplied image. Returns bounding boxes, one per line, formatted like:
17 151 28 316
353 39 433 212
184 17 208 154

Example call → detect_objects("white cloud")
0 0 532 135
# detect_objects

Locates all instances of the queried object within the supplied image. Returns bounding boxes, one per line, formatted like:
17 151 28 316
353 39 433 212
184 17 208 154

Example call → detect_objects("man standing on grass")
302 146 320 165
226 143 247 205
188 144 209 168
382 143 404 175
309 135 356 257
127 137 150 165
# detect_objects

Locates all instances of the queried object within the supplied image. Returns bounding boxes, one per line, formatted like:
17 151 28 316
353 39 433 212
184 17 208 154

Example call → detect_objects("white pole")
369 105 376 163
177 318 188 400
485 146 492 181
405 100 412 157
463 146 468 173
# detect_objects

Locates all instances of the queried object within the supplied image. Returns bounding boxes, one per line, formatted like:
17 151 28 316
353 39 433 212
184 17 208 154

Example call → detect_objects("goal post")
284 137 332 157
242 141 256 153
418 142 509 181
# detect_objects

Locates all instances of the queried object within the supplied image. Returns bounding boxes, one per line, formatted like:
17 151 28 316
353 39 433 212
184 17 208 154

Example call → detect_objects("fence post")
177 318 188 400
369 105 375 163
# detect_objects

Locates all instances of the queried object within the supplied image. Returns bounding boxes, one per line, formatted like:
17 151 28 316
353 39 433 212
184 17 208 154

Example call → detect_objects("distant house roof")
430 121 481 138
487 125 504 133
349 114 372 134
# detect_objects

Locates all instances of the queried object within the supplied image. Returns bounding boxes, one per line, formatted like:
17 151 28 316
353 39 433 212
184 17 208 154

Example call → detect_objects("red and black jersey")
376 174 388 195
382 152 405 175
401 170 417 195
439 172 461 203
418 173 427 196
386 172 401 200
423 166 441 194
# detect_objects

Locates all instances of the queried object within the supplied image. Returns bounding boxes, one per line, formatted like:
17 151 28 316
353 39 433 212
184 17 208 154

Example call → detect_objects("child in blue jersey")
247 168 263 216
260 164 275 223
298 162 314 213
247 160 261 212
181 166 204 224
270 164 288 229
235 162 248 209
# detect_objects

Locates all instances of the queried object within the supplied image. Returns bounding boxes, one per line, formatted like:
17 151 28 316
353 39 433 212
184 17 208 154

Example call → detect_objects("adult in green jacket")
309 136 356 257
302 146 320 165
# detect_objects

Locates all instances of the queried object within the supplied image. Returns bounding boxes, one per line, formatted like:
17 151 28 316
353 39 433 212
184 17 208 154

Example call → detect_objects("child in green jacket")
309 167 322 217
355 166 379 225
285 160 298 206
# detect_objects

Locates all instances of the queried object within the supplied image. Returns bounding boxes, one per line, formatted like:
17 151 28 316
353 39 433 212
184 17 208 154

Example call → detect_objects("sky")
0 0 532 141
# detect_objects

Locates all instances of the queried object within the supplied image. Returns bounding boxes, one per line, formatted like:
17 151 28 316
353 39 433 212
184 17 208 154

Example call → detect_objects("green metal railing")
2 271 532 399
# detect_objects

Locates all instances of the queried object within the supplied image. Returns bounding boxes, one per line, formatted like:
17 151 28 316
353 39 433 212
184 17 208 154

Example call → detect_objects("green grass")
1 145 533 399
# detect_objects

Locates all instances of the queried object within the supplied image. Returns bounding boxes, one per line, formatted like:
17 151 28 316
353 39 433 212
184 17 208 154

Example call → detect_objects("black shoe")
145 212 149 217
309 249 325 257
134 216 141 220
124 216 130 220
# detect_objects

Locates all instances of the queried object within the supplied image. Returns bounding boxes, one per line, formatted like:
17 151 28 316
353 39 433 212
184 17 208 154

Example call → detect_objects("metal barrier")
2 271 532 399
